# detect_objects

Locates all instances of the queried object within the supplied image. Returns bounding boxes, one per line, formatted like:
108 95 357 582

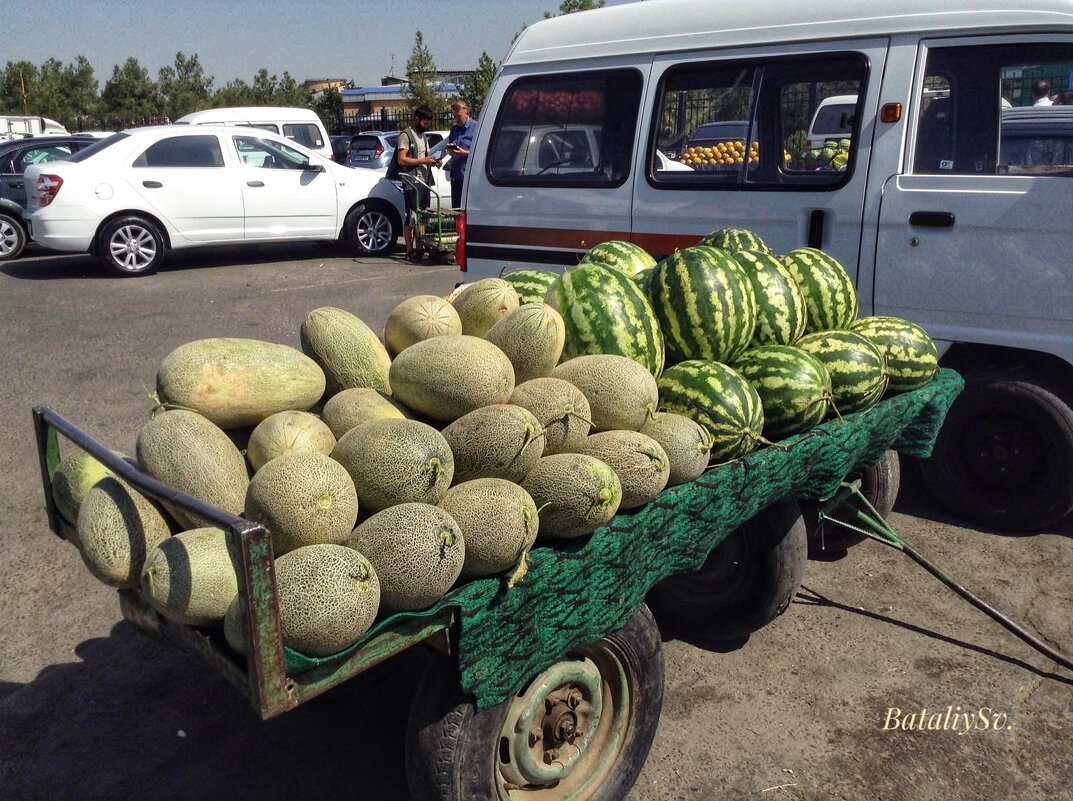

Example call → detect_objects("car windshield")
66 132 129 162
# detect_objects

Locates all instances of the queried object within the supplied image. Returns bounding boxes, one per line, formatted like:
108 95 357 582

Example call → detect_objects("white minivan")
175 106 332 161
458 0 1073 533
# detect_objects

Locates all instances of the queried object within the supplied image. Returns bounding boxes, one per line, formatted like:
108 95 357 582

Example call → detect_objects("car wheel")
98 215 165 276
0 212 27 261
344 202 399 256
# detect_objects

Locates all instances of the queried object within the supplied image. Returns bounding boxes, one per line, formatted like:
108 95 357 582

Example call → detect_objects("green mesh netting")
285 368 963 708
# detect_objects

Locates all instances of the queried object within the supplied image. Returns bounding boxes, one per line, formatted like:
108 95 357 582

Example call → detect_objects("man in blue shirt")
445 101 478 209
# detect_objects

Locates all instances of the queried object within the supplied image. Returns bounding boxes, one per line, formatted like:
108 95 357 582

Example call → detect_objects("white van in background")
175 107 331 161
0 115 68 140
458 0 1073 533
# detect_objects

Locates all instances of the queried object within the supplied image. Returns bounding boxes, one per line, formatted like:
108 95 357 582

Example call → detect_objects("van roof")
507 0 1073 65
176 107 320 123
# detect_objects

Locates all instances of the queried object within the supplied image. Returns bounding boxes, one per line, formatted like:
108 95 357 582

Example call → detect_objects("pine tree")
459 52 497 120
404 31 447 117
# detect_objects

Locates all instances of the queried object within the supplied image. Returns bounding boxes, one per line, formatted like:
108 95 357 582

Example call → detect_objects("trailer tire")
646 499 807 642
803 450 900 557
405 605 663 801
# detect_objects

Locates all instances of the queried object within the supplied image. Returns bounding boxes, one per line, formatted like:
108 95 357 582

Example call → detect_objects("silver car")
347 131 399 169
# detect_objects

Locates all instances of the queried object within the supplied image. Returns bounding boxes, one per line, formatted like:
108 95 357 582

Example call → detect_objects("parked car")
175 107 334 162
347 131 400 169
0 134 101 260
330 135 352 164
22 125 409 274
1000 105 1073 172
805 94 858 149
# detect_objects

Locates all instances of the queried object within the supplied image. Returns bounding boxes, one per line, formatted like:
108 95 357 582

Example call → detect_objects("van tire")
98 215 165 276
921 371 1073 532
0 212 27 261
344 201 399 257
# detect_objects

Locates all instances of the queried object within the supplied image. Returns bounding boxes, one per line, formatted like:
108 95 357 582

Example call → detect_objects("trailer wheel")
405 604 663 801
804 450 901 557
646 499 807 642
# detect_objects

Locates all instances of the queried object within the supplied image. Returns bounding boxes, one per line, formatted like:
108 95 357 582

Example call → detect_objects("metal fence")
343 109 453 134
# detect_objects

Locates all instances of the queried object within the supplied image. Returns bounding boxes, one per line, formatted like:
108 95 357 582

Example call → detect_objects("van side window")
487 70 643 187
283 123 325 149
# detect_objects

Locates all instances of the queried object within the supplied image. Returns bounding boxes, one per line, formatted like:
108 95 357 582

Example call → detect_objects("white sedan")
23 125 408 275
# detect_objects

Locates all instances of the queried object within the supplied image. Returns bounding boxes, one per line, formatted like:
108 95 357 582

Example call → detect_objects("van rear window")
283 123 324 149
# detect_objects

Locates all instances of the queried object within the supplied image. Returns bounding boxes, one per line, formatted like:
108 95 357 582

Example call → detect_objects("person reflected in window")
446 102 477 209
1054 90 1073 106
1032 79 1054 106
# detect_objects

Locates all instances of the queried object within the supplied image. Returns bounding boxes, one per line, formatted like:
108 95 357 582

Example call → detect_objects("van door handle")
142 180 163 189
807 209 825 249
246 180 265 188
909 211 955 227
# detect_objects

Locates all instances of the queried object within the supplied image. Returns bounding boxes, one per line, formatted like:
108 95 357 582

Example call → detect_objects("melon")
275 544 380 656
331 418 453 512
389 335 515 423
575 431 670 510
136 410 250 530
509 377 593 456
521 454 622 539
246 410 336 472
438 479 539 580
441 404 545 484
347 503 465 612
244 452 359 556
223 593 249 655
141 527 239 626
639 413 713 487
300 307 392 396
51 450 122 530
156 338 325 428
77 477 172 588
552 355 658 432
384 295 463 358
451 278 520 337
484 303 566 384
321 388 409 438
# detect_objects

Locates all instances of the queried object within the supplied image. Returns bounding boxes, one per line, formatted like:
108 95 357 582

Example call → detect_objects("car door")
2 141 83 209
231 134 338 239
126 133 244 243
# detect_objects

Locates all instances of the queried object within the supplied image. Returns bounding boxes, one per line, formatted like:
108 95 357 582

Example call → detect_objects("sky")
9 0 636 90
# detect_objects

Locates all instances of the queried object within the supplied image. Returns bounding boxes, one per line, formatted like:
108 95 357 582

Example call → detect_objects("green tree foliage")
544 0 605 17
100 58 163 125
212 79 255 108
459 52 498 120
158 52 214 121
62 56 99 127
405 31 447 117
312 87 344 134
0 61 40 115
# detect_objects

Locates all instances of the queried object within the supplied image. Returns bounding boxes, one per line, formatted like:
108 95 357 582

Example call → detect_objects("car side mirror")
306 161 325 173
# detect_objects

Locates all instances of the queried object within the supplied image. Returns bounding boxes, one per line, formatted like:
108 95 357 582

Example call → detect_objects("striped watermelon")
656 360 764 462
546 263 665 377
795 330 887 415
782 247 858 333
502 269 558 305
701 228 773 255
850 316 938 394
633 266 654 290
732 249 807 347
581 240 657 277
646 245 757 364
733 345 833 437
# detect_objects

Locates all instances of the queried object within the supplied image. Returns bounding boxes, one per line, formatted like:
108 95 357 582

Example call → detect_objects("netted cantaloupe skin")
384 295 463 358
575 431 670 510
274 544 381 656
244 452 359 556
331 419 454 513
246 410 336 472
451 278 520 337
509 377 593 456
438 479 539 580
51 449 125 534
300 307 393 397
484 303 566 384
140 527 239 627
346 503 464 612
77 476 172 588
321 388 409 439
639 412 713 487
156 338 326 429
552 355 658 432
441 404 545 485
521 453 622 540
136 410 250 530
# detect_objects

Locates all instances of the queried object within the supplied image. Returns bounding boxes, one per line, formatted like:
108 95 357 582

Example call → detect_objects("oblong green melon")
521 453 622 540
734 345 833 437
246 410 336 472
581 240 657 276
552 354 658 432
484 303 565 384
77 477 172 588
795 330 887 415
438 478 539 580
502 269 558 305
321 388 409 439
451 278 520 337
700 228 773 255
782 248 859 333
575 431 670 510
509 377 593 456
732 249 808 347
640 413 713 487
850 316 938 394
441 404 545 484
141 527 238 627
52 450 123 531
300 307 392 396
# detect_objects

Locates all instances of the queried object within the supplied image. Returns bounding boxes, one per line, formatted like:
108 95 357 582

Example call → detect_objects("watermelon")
850 316 938 394
701 228 773 255
581 240 657 277
646 245 757 364
656 360 764 462
781 248 858 333
633 267 654 290
795 330 887 415
546 263 664 377
732 249 807 347
502 269 558 306
733 345 833 437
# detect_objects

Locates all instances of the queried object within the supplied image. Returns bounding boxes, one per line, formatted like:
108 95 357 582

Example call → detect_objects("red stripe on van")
466 225 702 255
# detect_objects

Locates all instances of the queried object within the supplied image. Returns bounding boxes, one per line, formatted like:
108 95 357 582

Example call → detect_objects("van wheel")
98 215 164 275
804 450 900 557
920 370 1073 532
344 202 398 256
0 212 27 261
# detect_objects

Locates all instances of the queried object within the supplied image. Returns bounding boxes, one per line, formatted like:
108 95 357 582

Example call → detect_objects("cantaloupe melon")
274 544 380 656
552 355 658 432
347 503 464 612
639 413 713 487
441 404 544 484
136 410 250 530
384 295 462 357
244 452 359 556
575 431 670 510
321 388 409 439
223 593 249 655
484 303 566 384
77 477 172 588
451 278 520 337
438 479 538 580
156 338 325 428
141 527 239 626
331 419 453 512
521 454 622 539
246 410 336 472
51 450 121 531
509 377 593 455
389 335 515 423
300 307 392 396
